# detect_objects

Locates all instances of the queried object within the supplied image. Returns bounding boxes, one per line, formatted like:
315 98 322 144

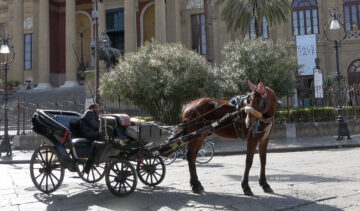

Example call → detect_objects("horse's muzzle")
243 106 262 119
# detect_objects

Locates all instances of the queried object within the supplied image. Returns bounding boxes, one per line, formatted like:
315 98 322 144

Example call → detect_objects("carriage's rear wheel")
137 155 166 186
30 146 65 194
105 160 137 196
76 162 105 183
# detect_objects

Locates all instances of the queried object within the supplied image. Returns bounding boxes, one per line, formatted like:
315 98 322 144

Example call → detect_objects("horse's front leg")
187 139 205 194
258 138 273 193
241 139 257 196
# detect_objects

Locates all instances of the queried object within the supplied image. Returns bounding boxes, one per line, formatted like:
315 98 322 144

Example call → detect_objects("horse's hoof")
192 186 204 194
262 184 274 193
243 188 254 196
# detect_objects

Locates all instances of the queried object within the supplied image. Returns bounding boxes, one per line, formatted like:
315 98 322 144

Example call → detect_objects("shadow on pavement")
32 183 341 210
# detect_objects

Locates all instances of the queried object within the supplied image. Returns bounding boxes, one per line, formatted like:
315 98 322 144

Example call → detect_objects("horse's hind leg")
187 138 205 194
258 138 273 193
241 139 257 196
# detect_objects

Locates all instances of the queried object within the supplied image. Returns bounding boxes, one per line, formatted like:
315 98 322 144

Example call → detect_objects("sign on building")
314 68 323 98
296 34 317 75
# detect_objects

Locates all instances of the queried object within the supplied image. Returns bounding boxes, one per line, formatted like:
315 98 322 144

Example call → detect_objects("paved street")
1 147 360 211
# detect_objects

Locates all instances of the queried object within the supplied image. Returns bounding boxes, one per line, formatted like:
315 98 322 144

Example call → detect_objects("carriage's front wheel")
76 162 105 183
137 155 166 186
105 160 137 196
30 145 65 194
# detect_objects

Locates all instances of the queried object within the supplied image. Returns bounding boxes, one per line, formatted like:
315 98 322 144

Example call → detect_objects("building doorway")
141 2 155 44
76 12 93 68
347 59 360 105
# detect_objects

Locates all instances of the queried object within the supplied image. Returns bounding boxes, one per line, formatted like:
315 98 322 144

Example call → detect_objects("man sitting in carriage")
80 103 101 140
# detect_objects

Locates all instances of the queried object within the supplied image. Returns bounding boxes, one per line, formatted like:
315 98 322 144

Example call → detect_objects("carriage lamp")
323 8 350 141
0 32 15 157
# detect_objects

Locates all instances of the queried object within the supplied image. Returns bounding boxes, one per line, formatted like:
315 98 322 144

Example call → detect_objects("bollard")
17 99 20 135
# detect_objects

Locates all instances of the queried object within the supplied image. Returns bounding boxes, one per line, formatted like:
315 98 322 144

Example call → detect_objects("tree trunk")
204 0 214 64
254 17 263 38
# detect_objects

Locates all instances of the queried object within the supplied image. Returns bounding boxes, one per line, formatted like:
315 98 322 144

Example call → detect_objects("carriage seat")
72 138 92 159
54 115 81 129
72 138 92 147
110 114 131 127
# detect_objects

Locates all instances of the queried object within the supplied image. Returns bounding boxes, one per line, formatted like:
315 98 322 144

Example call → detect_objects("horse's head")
245 81 277 127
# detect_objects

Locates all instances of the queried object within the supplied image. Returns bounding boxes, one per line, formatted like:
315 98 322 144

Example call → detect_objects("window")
191 14 206 55
245 17 269 39
106 8 124 54
24 34 32 70
344 0 360 31
292 0 319 35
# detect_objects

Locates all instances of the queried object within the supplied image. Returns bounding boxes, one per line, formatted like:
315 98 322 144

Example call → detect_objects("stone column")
32 0 39 85
124 0 136 52
10 0 24 85
36 0 51 89
166 0 181 42
155 0 166 43
62 0 77 87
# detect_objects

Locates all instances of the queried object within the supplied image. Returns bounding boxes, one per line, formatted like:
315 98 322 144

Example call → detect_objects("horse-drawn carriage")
30 81 277 197
30 109 168 196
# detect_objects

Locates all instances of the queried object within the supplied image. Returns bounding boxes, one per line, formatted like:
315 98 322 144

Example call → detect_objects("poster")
314 68 323 98
296 34 317 76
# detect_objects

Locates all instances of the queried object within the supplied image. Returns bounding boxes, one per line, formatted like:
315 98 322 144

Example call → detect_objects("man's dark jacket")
80 110 100 140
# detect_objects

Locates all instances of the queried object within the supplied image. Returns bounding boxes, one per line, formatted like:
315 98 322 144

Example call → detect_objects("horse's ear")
257 82 266 98
248 81 257 92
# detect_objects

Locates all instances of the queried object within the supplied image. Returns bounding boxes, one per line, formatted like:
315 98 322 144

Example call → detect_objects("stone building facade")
0 0 359 105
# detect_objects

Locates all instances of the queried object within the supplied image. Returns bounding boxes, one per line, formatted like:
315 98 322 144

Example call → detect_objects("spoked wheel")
76 162 105 183
105 160 137 196
161 151 177 165
196 141 214 164
30 146 65 194
137 155 166 186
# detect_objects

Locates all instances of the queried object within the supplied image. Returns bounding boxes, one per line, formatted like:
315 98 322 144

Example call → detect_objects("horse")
180 81 277 196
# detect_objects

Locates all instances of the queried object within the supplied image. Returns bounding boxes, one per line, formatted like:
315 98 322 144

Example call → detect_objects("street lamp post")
323 8 350 141
0 33 15 157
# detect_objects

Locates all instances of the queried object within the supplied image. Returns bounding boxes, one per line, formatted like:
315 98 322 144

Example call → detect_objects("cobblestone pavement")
1 148 359 211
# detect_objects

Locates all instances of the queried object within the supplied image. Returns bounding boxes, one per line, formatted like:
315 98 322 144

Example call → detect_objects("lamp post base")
337 120 350 141
0 140 12 157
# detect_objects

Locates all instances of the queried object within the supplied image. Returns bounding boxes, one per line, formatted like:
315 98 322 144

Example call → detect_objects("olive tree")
100 41 217 124
215 38 299 98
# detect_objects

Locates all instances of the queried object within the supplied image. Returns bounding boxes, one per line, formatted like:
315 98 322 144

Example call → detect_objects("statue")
90 32 122 68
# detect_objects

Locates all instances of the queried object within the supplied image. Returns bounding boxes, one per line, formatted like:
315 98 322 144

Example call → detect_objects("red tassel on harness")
61 130 69 145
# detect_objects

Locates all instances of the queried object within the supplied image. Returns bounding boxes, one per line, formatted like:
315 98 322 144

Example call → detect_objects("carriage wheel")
137 155 166 186
30 146 65 194
161 151 177 165
196 140 214 164
105 160 137 196
76 162 105 183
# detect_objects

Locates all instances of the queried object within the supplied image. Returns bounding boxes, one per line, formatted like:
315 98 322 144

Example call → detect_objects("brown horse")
181 81 277 196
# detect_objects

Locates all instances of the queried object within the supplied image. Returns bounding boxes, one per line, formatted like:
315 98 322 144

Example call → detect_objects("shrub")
216 38 299 98
276 106 360 123
100 41 218 124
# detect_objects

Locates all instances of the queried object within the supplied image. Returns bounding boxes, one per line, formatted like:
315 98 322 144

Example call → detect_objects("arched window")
292 0 319 35
344 0 360 31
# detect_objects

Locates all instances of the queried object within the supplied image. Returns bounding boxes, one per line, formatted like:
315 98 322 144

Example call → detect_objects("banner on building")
314 68 323 98
296 34 317 76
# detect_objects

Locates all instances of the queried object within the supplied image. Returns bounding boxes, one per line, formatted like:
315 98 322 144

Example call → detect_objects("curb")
214 144 360 156
1 144 360 165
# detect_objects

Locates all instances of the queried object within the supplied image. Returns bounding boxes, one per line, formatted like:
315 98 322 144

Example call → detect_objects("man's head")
88 104 99 113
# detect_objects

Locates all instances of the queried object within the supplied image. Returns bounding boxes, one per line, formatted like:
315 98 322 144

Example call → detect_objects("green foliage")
216 38 299 98
216 0 290 36
100 40 218 124
276 106 360 123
